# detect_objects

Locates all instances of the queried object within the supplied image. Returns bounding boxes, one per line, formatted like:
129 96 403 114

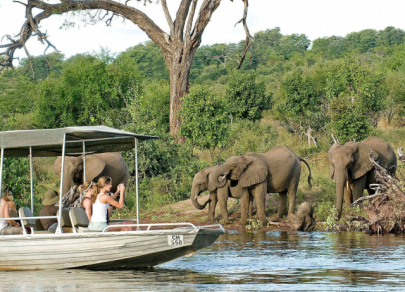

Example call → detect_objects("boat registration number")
168 235 184 246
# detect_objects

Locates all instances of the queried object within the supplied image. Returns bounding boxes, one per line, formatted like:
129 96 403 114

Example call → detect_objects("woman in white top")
87 176 125 231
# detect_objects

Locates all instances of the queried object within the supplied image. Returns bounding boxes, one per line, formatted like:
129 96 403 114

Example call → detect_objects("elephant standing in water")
191 165 253 224
53 152 129 195
327 136 397 219
211 146 312 226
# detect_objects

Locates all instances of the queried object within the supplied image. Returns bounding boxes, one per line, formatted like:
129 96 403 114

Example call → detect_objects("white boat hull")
0 227 224 270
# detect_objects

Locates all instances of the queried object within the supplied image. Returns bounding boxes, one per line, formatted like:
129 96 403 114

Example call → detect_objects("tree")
36 54 141 128
329 95 371 144
224 71 270 121
180 85 229 150
0 0 253 139
280 69 321 146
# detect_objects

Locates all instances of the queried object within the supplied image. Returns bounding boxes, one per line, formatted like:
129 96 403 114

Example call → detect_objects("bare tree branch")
234 0 253 69
161 0 175 35
0 0 171 73
185 0 198 41
174 0 193 41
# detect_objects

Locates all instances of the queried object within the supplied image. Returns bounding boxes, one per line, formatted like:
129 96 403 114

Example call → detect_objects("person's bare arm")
4 202 19 227
83 199 92 221
100 185 125 208
9 201 16 213
110 189 119 200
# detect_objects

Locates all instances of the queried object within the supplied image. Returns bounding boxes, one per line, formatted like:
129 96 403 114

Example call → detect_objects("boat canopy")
0 126 158 157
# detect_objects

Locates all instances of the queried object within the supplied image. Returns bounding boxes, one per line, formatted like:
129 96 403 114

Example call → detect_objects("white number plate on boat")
168 235 184 246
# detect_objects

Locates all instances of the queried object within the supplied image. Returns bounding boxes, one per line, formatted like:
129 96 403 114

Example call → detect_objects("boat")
0 126 224 270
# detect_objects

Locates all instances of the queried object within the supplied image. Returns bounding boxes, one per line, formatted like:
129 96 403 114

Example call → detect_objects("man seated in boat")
39 190 60 232
0 192 23 235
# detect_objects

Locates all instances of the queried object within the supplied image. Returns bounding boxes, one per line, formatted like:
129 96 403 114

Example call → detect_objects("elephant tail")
298 157 312 188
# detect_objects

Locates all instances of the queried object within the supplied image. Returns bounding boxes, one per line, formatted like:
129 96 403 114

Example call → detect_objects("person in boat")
39 190 60 232
87 176 125 231
78 181 97 221
3 191 16 213
0 191 23 235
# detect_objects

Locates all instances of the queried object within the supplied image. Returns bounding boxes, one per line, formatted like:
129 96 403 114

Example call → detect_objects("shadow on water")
1 231 405 291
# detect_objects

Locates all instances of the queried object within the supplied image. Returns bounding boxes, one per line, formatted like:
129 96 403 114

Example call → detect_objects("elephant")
191 165 253 224
327 136 397 219
53 152 129 195
288 202 314 231
211 146 312 226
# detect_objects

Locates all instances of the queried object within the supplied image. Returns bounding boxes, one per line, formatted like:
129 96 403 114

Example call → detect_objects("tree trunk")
164 43 198 142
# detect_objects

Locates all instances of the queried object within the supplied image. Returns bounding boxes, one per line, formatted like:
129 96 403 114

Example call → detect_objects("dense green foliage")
1 26 405 218
180 86 229 150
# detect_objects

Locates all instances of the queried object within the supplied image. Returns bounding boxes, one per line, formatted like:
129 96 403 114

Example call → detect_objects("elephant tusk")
221 175 226 181
194 195 198 200
347 181 349 191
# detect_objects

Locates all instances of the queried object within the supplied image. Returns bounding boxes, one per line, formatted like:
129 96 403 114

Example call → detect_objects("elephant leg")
253 183 268 225
278 191 288 218
287 178 299 215
208 193 218 223
352 175 367 203
303 215 312 231
248 194 253 217
217 188 230 224
239 189 250 227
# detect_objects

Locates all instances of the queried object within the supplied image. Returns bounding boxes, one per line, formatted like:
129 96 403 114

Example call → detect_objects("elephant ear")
53 157 63 177
328 143 341 179
350 143 379 180
239 156 268 188
84 155 106 182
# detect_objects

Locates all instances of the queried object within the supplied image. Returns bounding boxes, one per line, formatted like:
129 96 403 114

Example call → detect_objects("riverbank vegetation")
1 26 405 227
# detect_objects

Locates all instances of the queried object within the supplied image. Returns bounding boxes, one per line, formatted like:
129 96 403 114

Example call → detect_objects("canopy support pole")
0 148 4 199
135 138 139 229
29 147 34 213
82 141 86 182
57 134 66 234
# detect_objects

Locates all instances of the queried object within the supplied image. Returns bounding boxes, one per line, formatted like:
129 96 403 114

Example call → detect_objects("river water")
1 231 405 291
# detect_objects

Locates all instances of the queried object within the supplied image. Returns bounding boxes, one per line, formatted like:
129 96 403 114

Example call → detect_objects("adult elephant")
53 152 129 195
191 165 253 224
327 136 397 220
211 147 312 226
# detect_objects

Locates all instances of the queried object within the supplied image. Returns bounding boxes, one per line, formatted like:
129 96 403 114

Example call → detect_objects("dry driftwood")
348 154 405 235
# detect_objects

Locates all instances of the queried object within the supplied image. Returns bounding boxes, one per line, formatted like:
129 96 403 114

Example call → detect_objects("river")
1 231 404 291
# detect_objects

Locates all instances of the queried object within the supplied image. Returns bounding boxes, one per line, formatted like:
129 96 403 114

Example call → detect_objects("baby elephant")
289 202 314 231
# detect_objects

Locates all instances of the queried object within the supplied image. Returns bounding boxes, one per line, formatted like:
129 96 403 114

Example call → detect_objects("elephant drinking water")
211 146 312 226
191 165 253 224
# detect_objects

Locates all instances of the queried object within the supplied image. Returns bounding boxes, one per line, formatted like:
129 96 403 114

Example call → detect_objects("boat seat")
57 208 73 233
69 207 97 233
9 209 18 219
19 207 54 234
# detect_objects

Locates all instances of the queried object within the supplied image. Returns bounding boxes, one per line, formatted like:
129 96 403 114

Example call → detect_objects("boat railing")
8 216 57 221
102 222 224 232
102 222 197 232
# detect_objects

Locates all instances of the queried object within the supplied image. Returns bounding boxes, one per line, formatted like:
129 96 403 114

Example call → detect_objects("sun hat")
42 190 59 206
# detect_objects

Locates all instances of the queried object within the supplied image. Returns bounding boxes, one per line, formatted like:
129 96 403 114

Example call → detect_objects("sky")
1 0 405 63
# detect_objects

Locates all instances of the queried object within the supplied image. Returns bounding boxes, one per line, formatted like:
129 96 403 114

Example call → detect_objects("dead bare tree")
0 0 253 140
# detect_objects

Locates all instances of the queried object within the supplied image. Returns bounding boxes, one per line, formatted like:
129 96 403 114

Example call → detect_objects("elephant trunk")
211 166 229 189
335 172 347 220
62 177 74 196
191 187 210 210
